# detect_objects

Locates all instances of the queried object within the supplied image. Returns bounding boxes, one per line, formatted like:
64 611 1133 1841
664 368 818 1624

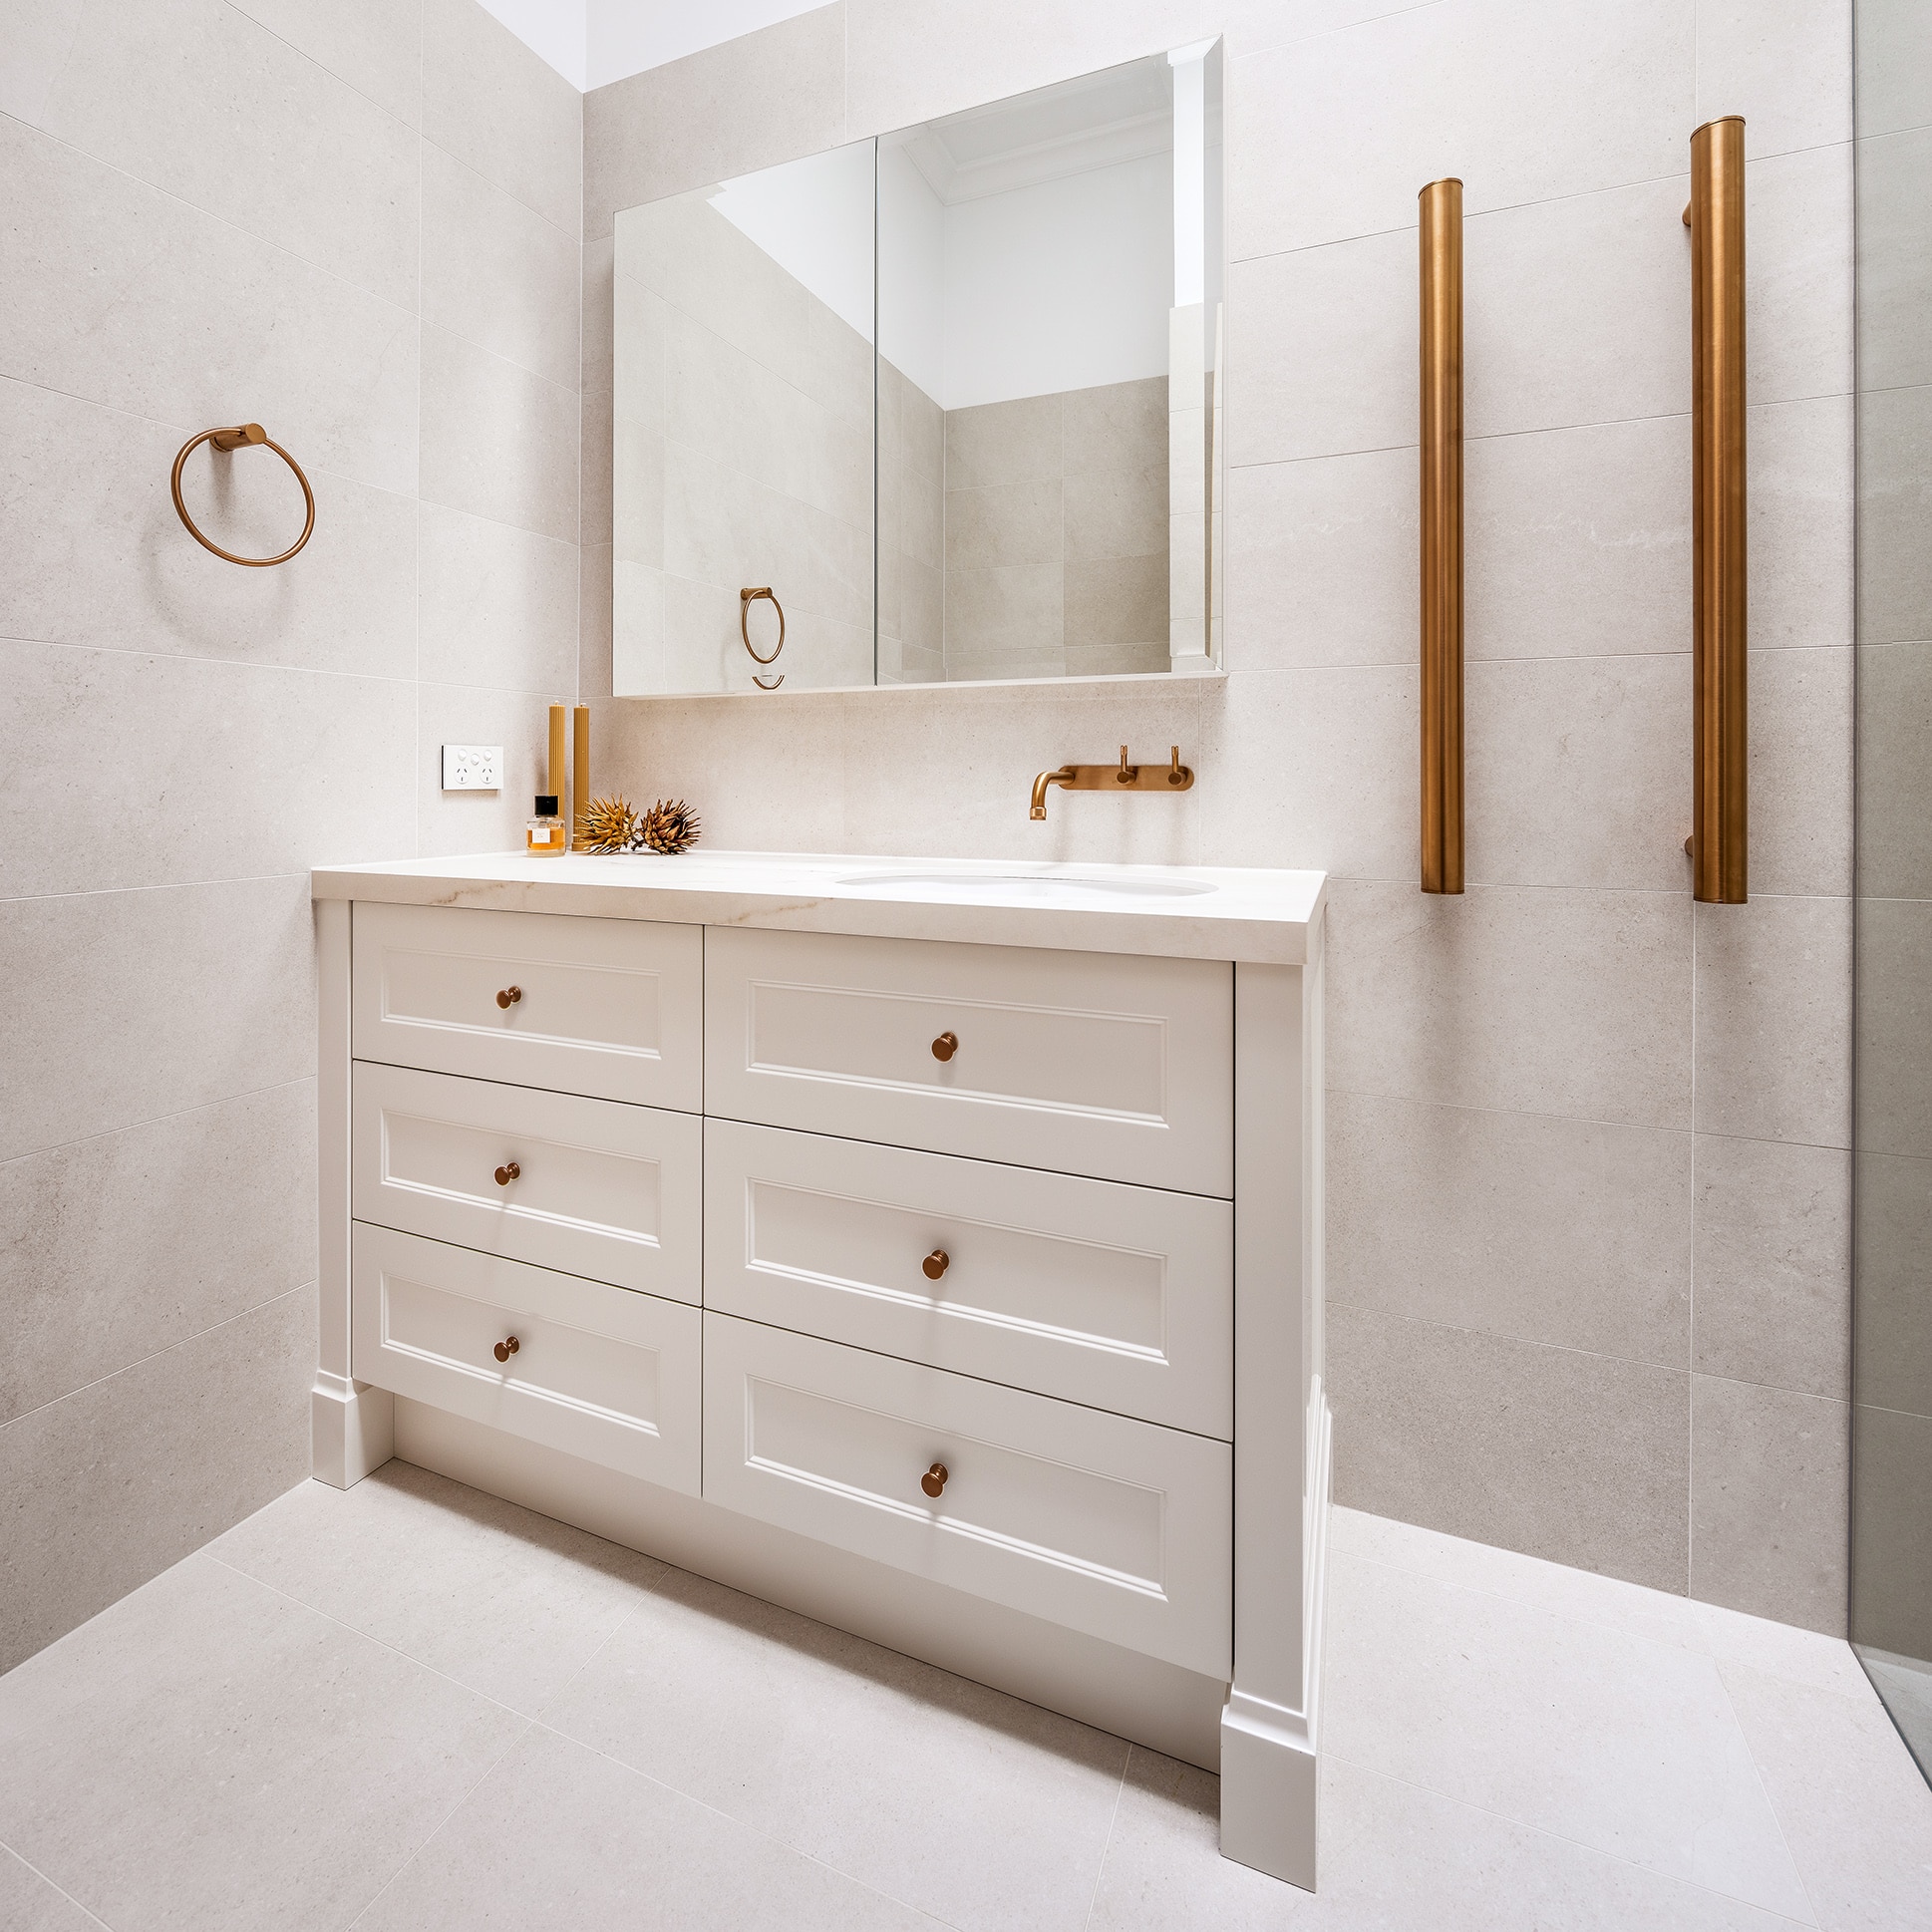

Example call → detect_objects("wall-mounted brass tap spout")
1029 747 1195 820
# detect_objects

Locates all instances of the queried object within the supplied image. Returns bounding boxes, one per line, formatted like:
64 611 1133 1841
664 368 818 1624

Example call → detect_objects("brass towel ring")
741 585 785 690
170 423 315 567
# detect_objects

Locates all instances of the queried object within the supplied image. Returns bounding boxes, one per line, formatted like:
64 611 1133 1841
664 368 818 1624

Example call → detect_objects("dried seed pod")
576 795 637 853
632 799 702 855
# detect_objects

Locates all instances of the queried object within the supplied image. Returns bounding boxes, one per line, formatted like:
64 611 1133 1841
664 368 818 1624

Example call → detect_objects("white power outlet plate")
441 745 502 792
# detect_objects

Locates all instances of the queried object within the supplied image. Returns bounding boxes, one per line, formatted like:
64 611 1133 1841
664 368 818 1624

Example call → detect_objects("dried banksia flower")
631 799 702 855
577 795 637 853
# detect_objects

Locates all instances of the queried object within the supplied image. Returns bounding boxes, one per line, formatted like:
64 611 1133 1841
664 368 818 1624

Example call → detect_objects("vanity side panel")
313 898 393 1486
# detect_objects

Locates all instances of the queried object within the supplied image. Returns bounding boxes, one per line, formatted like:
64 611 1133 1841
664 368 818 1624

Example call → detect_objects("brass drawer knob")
495 985 522 1009
921 1462 948 1499
493 1335 519 1363
922 1249 949 1280
931 1031 958 1062
493 1161 520 1186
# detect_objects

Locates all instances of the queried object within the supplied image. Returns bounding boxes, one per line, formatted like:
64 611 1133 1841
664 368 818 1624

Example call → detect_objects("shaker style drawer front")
704 928 1233 1196
352 901 703 1110
351 1224 700 1492
704 1120 1232 1438
702 1313 1232 1677
351 1062 701 1299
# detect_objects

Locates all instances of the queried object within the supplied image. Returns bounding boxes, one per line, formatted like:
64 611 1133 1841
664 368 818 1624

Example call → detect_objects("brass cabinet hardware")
170 423 316 567
1419 176 1464 895
493 1335 520 1363
921 1462 948 1498
495 985 522 1009
1029 747 1196 820
493 1161 520 1186
922 1249 950 1280
741 586 785 690
1687 116 1749 904
931 1031 958 1062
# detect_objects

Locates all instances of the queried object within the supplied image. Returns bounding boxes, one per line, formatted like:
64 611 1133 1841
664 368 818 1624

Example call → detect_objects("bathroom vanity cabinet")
310 852 1328 1888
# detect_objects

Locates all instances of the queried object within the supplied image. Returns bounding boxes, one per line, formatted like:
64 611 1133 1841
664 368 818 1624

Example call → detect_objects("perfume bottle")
526 794 565 856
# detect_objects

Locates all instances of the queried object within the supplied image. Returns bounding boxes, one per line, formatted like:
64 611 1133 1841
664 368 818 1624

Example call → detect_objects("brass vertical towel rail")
1687 117 1748 903
1419 177 1464 895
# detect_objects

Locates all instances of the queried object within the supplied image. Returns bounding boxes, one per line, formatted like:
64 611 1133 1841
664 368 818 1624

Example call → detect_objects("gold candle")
546 704 566 813
572 705 591 848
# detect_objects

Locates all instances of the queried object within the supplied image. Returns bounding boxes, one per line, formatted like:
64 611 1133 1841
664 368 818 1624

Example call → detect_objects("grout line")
0 1841 115 1931
1707 1667 1827 1930
1079 1751 1129 1932
0 1283 315 1435
0 1073 316 1166
0 868 307 908
1328 1293 1698 1379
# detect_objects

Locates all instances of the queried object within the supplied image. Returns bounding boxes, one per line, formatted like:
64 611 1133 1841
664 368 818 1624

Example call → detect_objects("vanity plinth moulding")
311 850 1329 1889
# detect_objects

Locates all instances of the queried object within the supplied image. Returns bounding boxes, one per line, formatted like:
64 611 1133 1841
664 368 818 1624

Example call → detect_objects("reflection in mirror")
611 43 1222 696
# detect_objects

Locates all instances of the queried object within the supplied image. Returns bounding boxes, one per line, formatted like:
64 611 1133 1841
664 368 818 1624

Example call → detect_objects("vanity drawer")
352 902 703 1111
704 1120 1231 1437
702 1312 1231 1677
704 928 1233 1195
351 1062 702 1299
352 1223 700 1492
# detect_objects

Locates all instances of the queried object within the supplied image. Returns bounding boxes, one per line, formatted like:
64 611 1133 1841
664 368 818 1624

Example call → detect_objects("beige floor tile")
1322 1549 1812 1918
1719 1659 1932 1932
0 1848 101 1932
209 1462 665 1718
1091 1749 1801 1931
356 1722 941 1932
0 1554 526 1932
539 1565 1127 1932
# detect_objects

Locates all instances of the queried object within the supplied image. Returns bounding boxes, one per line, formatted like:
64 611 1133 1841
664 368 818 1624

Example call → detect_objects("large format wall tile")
584 6 847 238
1693 1133 1850 1400
1854 894 1932 1162
1694 893 1852 1148
416 684 560 856
417 500 579 696
0 1289 315 1673
229 0 424 128
1327 1302 1691 1592
1696 0 1853 158
423 0 581 233
1329 1092 1692 1366
581 237 616 548
0 876 317 1163
0 379 416 679
1851 1150 1932 1421
421 142 582 393
1325 880 1693 1128
1855 126 1932 399
1747 143 1853 407
1849 1403 1932 1660
1229 0 1691 259
1690 1374 1848 1634
0 119 421 497
1854 0 1932 140
1749 645 1853 897
1855 381 1932 649
0 643 415 900
0 1081 317 1428
420 325 579 543
1751 394 1854 650
1464 652 1689 892
32 0 421 310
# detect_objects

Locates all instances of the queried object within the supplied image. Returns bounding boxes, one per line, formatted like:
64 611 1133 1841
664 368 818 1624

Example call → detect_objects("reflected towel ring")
741 585 785 690
170 423 315 567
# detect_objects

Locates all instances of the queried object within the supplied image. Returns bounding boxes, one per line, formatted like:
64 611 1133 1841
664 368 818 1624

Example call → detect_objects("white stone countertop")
311 850 1328 965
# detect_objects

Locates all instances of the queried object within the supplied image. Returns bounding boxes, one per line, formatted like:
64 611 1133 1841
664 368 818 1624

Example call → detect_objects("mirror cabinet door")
611 42 1221 697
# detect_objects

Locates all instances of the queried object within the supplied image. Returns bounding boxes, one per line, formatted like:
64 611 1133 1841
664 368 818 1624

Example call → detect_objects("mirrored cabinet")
613 41 1224 695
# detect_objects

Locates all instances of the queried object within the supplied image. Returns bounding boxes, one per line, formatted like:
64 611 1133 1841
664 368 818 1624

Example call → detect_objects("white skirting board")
392 1395 1229 1771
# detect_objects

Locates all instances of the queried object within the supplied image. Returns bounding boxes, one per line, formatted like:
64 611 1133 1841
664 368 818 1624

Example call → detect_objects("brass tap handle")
495 985 522 1009
1168 746 1187 787
493 1335 520 1363
931 1031 958 1063
921 1462 948 1498
1116 745 1137 784
923 1249 950 1280
493 1161 520 1186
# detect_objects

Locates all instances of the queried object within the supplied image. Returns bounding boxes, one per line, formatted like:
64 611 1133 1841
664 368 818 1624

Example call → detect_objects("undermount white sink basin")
836 869 1218 900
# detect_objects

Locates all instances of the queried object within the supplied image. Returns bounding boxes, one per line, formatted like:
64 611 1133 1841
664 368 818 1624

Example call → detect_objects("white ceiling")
477 0 826 92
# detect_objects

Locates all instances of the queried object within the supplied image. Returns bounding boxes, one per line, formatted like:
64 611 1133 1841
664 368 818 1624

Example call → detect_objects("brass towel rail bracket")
1419 176 1464 895
1685 117 1748 903
741 585 785 689
1030 747 1194 820
169 423 315 566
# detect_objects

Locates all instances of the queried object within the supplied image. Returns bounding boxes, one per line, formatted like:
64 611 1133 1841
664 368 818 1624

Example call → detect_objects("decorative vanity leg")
1220 955 1330 1890
312 896 393 1485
